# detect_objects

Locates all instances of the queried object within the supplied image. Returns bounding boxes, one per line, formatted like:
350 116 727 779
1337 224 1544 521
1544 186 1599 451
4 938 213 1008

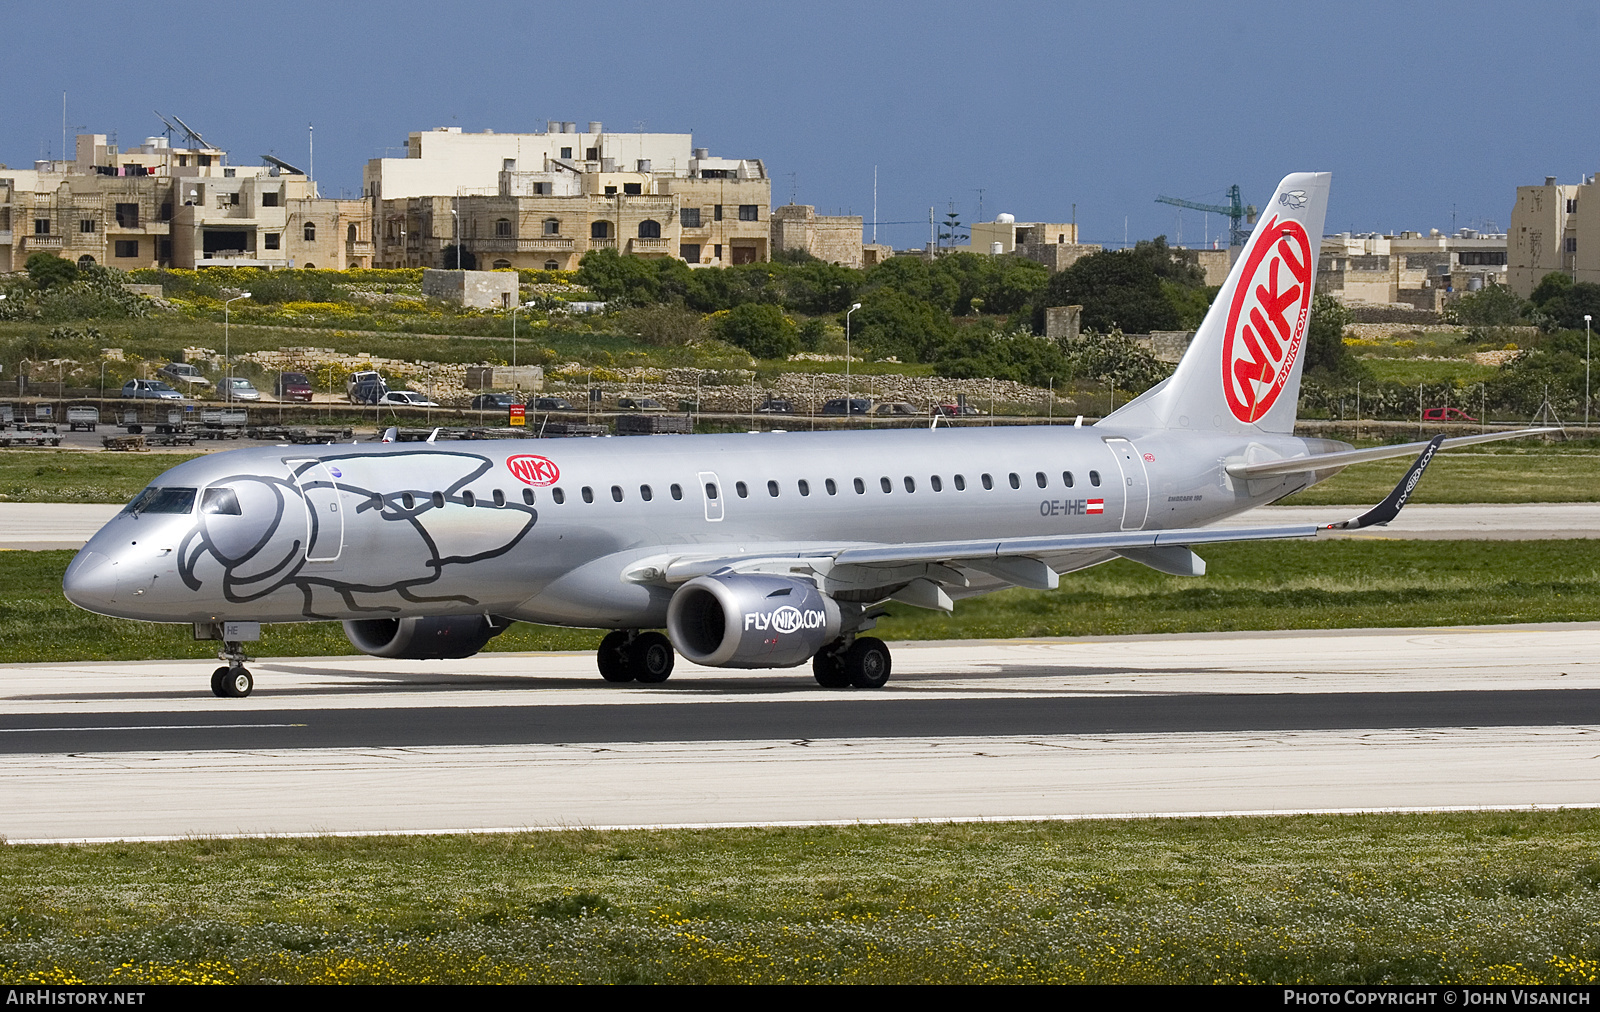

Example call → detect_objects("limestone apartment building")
0 131 371 273
365 123 771 271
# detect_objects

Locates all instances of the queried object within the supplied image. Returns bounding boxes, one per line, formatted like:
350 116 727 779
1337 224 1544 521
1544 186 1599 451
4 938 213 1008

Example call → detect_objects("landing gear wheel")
812 648 851 688
628 631 675 684
843 637 891 689
216 666 253 698
597 630 633 682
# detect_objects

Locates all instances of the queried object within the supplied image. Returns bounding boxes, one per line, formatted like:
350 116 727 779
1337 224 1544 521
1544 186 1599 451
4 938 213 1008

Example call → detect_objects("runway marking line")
0 723 307 733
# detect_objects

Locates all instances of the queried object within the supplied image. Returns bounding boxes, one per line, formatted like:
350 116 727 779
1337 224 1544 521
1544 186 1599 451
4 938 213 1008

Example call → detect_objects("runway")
2 624 1597 842
3 501 1593 552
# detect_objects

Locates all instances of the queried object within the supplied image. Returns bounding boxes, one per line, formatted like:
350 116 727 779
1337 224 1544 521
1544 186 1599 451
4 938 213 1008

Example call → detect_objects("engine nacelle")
342 615 509 659
666 574 841 668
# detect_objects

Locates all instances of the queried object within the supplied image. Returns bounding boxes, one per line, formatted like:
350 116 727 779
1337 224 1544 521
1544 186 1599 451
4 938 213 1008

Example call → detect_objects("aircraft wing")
1225 427 1554 479
645 433 1447 604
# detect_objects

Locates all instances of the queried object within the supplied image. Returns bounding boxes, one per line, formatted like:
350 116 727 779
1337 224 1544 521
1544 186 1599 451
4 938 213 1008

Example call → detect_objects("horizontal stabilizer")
1225 428 1556 480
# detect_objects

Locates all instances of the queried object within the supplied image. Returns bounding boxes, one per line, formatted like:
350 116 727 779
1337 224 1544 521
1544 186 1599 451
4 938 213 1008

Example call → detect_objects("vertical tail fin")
1102 171 1331 435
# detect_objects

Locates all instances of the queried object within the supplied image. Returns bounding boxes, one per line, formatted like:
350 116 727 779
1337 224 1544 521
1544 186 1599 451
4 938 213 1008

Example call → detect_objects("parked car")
870 401 919 416
756 398 795 414
223 377 260 402
530 396 574 411
820 397 871 416
379 390 440 408
617 396 665 411
121 379 184 400
1422 407 1477 422
470 393 518 411
156 362 211 390
347 371 389 405
935 403 983 416
275 372 313 402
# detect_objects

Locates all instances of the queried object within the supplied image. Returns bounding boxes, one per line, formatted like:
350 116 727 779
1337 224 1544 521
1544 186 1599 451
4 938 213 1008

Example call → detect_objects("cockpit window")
122 486 198 515
201 487 242 515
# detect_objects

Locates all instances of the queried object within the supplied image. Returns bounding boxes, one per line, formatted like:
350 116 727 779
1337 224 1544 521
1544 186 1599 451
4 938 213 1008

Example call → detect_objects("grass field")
5 540 1598 663
4 812 1599 984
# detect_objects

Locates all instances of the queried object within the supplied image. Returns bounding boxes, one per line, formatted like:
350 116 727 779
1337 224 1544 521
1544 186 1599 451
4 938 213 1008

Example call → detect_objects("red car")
275 371 314 402
1422 407 1476 422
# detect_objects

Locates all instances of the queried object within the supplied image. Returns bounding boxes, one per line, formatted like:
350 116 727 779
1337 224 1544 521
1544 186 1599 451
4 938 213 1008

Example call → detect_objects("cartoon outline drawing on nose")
176 451 538 620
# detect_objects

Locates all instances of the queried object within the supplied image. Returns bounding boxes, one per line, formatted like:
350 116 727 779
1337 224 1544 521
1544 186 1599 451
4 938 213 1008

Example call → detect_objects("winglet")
1327 434 1445 530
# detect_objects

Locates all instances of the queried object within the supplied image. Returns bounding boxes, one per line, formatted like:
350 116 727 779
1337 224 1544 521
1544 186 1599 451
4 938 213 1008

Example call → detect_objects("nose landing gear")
210 640 254 698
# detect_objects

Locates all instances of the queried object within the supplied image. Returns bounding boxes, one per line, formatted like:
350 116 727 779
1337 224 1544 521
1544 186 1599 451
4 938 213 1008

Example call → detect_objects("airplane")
62 172 1549 698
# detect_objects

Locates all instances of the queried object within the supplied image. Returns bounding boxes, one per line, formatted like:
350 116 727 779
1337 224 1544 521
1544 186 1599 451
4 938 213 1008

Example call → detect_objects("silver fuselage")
62 424 1345 628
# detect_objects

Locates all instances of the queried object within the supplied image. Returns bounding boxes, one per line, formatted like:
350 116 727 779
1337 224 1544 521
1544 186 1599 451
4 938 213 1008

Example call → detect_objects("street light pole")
1587 314 1593 429
511 299 535 399
224 292 252 401
845 302 861 413
452 206 460 269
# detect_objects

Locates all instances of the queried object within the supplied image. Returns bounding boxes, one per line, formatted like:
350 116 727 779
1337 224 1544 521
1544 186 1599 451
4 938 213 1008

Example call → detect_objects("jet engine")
666 574 841 668
342 615 510 659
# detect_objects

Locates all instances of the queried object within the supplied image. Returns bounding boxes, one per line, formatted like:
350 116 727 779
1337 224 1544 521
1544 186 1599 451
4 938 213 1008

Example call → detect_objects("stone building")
1317 229 1507 307
968 214 1099 272
1507 175 1591 297
770 205 865 266
0 131 369 273
366 124 770 270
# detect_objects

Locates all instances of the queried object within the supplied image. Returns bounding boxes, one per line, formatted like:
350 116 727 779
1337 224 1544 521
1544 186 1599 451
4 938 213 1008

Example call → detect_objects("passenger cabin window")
704 482 718 500
462 491 477 507
879 477 892 493
954 474 966 491
522 488 535 505
431 492 445 508
767 480 779 497
736 481 749 498
402 493 415 510
825 479 837 495
798 479 810 496
611 485 623 502
981 473 993 490
552 488 565 504
670 484 683 500
1009 473 1021 489
853 478 865 494
1036 472 1047 489
494 490 506 507
640 485 653 502
200 487 241 515
1089 471 1101 487
582 487 594 503
903 476 916 493
930 475 942 492
1063 471 1074 488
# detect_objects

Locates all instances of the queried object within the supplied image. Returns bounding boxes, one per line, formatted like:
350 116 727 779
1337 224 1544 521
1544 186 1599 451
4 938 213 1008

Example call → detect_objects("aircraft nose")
62 549 118 613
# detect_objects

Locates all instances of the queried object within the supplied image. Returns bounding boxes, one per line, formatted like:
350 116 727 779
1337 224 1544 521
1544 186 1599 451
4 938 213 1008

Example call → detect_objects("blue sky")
3 1 1594 251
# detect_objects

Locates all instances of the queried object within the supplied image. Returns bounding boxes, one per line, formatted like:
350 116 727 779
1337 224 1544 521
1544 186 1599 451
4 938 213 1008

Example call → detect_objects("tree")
862 256 959 311
1449 284 1527 327
1043 246 1179 334
848 289 954 362
714 303 799 359
1302 294 1367 384
26 253 77 290
576 248 657 304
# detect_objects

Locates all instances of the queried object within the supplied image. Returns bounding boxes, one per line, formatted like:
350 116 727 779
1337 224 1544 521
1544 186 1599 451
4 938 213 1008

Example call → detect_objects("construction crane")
1154 185 1257 247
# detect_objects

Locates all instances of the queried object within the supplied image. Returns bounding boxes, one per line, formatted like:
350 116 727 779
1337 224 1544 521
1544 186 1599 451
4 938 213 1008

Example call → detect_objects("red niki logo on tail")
1221 214 1314 422
506 454 560 486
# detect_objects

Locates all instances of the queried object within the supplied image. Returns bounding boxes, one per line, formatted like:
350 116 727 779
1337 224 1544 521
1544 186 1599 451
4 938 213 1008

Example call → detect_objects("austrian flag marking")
506 454 560 487
1221 213 1315 423
1086 499 1104 514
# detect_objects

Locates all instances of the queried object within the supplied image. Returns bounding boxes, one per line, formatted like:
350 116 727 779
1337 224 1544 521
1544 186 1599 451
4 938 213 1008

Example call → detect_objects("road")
2 624 1596 842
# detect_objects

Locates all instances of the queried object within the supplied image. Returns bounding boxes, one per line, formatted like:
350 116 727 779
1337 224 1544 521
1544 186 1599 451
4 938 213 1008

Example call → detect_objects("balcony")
26 235 62 249
630 238 673 252
346 240 375 255
476 237 576 253
588 238 618 251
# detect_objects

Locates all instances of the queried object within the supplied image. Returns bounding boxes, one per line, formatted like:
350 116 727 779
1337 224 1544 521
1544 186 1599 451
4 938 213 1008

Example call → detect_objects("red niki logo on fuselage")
1221 213 1314 423
506 454 560 486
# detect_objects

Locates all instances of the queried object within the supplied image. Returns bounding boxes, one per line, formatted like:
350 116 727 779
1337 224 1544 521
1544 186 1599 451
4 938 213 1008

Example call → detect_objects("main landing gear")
597 630 676 684
812 636 892 689
210 640 254 698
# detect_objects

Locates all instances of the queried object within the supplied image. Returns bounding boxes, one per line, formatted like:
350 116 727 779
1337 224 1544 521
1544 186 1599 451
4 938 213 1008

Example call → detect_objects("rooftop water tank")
996 213 1015 223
